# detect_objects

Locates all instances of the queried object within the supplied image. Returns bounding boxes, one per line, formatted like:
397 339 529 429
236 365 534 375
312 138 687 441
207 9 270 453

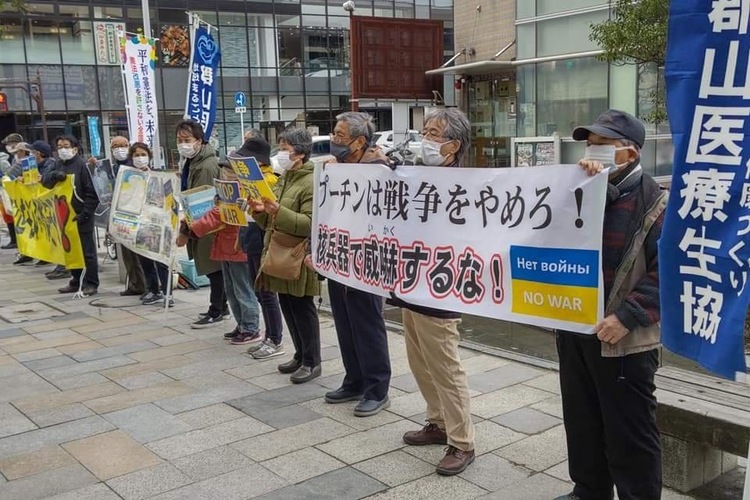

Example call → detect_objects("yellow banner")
3 176 85 269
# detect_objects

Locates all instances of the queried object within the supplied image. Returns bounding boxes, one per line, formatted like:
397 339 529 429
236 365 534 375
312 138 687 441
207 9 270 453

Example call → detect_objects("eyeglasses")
329 132 352 144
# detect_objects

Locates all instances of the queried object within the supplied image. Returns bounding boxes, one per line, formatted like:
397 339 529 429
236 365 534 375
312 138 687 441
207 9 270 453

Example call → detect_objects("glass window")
59 4 90 18
516 0 535 20
64 66 98 111
278 27 302 71
537 0 608 16
638 63 670 135
218 11 246 26
28 65 65 111
536 57 608 137
220 27 248 67
373 0 394 17
93 5 123 19
0 17 25 63
302 15 328 27
302 1 327 16
327 16 350 29
275 15 300 28
25 20 61 64
536 10 608 57
60 20 96 64
98 66 126 110
26 3 55 15
516 23 535 60
516 64 536 138
395 2 415 18
430 0 452 21
609 63 637 114
0 65 32 112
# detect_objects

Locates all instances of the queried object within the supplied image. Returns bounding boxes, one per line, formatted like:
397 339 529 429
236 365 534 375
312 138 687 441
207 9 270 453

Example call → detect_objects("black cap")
29 140 51 158
2 133 23 145
572 109 646 148
234 136 271 166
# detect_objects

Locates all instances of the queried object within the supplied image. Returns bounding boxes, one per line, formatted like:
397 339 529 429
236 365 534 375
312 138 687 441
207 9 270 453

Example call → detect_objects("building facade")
0 0 453 166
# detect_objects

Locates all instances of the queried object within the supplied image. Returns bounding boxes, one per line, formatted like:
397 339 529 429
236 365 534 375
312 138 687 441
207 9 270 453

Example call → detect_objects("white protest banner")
312 164 608 333
120 33 160 154
109 167 180 266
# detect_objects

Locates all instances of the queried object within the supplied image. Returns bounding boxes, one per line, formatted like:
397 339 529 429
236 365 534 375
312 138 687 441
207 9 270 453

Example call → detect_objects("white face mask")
112 147 129 161
420 138 452 166
178 142 199 159
132 156 150 170
276 151 295 172
582 144 636 169
58 148 75 161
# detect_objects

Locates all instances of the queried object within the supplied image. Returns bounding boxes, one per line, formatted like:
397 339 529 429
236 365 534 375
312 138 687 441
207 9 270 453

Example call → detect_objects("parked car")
373 129 422 156
270 135 334 174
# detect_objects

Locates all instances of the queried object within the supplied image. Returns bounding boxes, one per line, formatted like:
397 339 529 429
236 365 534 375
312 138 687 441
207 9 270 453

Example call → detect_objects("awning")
426 49 604 77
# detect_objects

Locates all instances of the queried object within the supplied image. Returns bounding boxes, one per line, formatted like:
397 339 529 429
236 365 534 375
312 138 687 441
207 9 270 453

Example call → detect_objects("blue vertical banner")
88 115 102 158
661 1 750 380
184 25 221 138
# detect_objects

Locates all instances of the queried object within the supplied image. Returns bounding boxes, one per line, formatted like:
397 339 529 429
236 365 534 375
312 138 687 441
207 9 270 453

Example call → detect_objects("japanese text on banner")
660 0 750 379
120 34 159 151
184 25 221 137
312 164 607 333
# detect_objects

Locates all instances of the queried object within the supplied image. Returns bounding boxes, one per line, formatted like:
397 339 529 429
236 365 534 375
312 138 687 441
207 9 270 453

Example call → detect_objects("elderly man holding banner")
389 108 476 476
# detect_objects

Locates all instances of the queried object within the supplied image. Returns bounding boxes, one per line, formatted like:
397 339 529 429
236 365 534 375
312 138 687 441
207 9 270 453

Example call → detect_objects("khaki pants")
403 309 475 451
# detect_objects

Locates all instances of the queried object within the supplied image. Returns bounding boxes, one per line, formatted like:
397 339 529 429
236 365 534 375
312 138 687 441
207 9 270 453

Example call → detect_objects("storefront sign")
312 163 607 333
94 21 125 65
88 116 102 158
184 25 221 137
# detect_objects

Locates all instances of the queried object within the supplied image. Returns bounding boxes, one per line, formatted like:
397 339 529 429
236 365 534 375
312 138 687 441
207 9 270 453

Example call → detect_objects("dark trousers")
278 293 320 367
206 270 227 318
70 230 99 288
139 256 170 295
121 245 146 292
248 253 283 344
328 280 391 400
557 332 662 500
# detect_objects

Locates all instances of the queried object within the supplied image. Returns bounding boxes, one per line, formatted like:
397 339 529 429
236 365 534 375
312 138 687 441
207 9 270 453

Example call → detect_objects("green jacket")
253 161 320 297
185 143 221 276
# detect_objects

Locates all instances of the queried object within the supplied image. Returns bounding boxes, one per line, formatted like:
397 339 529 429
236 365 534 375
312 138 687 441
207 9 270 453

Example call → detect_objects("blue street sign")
234 92 246 108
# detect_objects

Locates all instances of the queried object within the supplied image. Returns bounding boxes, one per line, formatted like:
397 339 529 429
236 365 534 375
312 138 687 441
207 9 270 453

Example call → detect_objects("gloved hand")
53 171 67 182
72 212 90 224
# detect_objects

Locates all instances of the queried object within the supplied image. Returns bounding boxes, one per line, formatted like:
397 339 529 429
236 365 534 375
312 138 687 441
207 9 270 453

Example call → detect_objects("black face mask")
330 138 357 162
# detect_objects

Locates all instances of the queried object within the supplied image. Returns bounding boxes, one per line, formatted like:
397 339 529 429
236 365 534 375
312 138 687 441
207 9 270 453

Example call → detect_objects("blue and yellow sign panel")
510 245 599 326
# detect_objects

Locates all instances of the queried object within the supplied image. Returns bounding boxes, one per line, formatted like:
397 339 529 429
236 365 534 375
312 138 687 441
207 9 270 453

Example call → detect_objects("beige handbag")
260 230 308 281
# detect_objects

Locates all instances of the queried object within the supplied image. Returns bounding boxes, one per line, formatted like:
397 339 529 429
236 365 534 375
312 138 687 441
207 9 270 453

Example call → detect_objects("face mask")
178 142 199 159
132 156 150 170
420 138 451 166
582 144 636 169
113 147 129 161
58 148 75 161
330 139 356 162
276 151 295 172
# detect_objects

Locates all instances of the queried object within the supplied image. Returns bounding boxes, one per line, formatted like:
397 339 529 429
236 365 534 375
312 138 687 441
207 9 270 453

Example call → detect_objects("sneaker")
47 270 71 280
354 396 391 417
142 292 164 305
164 297 175 308
246 338 265 352
251 340 285 360
402 423 448 446
435 446 475 476
1 242 17 249
223 328 240 340
13 255 33 265
230 331 262 345
199 309 231 320
190 315 224 329
35 260 50 266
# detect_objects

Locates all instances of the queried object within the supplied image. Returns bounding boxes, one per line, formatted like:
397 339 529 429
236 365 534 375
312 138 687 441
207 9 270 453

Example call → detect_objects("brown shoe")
402 423 448 446
436 446 475 476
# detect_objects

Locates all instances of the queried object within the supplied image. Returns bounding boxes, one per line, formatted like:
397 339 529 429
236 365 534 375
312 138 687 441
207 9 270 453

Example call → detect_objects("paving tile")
13 381 123 413
261 447 345 484
242 400 324 430
0 402 36 438
368 474 487 500
62 430 162 481
389 373 420 393
0 356 30 378
2 334 91 355
299 397 397 431
84 381 192 414
316 420 415 464
479 472 571 500
12 348 61 363
98 328 177 347
69 341 159 363
23 316 102 334
172 445 254 481
544 460 572 484
176 403 246 429
106 462 192 500
127 340 213 363
51 372 110 391
0 415 115 460
256 467 385 500
25 403 96 428
225 357 288 379
151 464 288 500
22 355 77 371
154 379 264 414
227 383 328 415
72 316 147 335
314 373 345 390
471 384 555 419
42 483 123 500
104 403 193 443
522 373 562 395
117 371 174 390
529 395 564 419
232 417 355 462
151 333 195 346
468 363 546 394
0 372 58 403
491 407 562 435
148 416 275 460
460 354 511 375
458 453 531 491
0 328 25 339
249 371 296 390
32 329 78 341
493 425 567 472
100 355 191 380
160 355 253 380
0 445 76 480
37 355 137 380
56 341 105 356
0 463 98 500
352 450 435 487
386 391 428 418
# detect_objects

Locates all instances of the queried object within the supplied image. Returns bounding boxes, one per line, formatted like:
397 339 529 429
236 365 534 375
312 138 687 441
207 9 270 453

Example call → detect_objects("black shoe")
554 495 581 500
47 270 71 280
120 289 145 297
353 396 391 417
325 387 364 404
58 284 79 294
277 358 302 374
1 242 17 249
13 256 33 265
223 328 240 340
290 365 321 384
80 287 98 297
35 260 50 266
190 315 224 329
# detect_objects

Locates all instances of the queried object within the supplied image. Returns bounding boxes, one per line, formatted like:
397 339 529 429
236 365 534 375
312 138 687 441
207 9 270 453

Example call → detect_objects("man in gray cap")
554 110 667 500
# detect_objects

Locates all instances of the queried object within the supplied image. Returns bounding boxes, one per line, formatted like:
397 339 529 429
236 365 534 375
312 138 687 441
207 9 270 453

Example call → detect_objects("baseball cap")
572 109 646 148
234 136 271 166
29 140 52 158
2 133 23 145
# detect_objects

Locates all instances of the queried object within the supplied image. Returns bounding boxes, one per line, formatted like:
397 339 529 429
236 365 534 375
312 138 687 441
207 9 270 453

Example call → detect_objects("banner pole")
141 0 151 38
183 13 196 120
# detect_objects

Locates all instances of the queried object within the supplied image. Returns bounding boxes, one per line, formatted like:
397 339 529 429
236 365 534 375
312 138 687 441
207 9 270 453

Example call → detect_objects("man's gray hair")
424 108 471 166
279 127 313 163
244 128 261 139
335 111 376 143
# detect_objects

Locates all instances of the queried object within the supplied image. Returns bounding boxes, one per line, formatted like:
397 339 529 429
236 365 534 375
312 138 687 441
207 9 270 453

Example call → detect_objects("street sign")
234 106 246 114
234 92 246 108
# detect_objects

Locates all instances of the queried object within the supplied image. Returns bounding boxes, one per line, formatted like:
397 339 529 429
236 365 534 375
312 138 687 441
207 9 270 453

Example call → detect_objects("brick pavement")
0 252 697 499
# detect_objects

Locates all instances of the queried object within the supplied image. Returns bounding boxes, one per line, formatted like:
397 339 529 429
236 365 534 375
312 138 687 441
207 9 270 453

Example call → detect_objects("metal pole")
34 71 48 143
349 11 358 112
239 111 245 148
141 0 151 38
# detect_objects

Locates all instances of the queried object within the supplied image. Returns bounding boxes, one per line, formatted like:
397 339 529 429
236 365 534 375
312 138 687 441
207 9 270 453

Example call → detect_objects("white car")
373 129 422 156
270 135 334 174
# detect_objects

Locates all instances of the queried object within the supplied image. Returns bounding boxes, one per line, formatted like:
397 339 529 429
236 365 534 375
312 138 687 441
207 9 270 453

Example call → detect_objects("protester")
390 108 475 475
0 133 23 251
42 135 100 296
324 111 392 417
29 141 55 177
251 127 321 383
243 128 262 141
553 110 666 500
10 143 43 266
122 142 173 307
235 136 285 359
176 119 228 327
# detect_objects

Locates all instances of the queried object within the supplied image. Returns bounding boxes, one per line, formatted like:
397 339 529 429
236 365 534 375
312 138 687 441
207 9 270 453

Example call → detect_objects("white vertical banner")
120 33 162 166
